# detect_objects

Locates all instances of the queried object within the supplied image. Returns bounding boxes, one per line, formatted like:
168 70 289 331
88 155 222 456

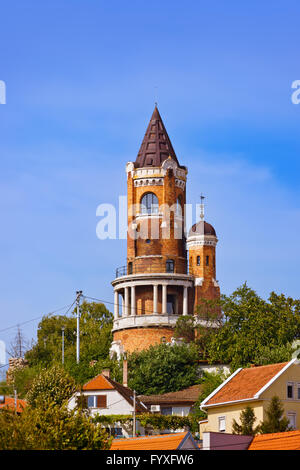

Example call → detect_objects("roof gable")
82 374 114 391
202 361 293 407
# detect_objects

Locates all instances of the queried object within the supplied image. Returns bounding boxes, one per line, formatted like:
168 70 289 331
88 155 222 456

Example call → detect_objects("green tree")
232 406 260 435
207 283 300 369
128 343 201 395
0 403 112 450
260 396 291 434
26 365 76 408
25 301 113 368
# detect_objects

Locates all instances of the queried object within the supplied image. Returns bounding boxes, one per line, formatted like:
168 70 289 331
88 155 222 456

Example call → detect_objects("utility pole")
61 327 65 365
133 390 136 437
76 290 82 364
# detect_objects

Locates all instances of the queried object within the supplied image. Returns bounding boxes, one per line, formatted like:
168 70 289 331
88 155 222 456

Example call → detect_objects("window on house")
140 192 159 214
87 395 107 408
206 256 209 266
166 259 174 273
287 412 297 430
297 384 300 400
161 407 172 416
287 382 294 399
218 416 226 432
197 256 200 266
167 294 176 315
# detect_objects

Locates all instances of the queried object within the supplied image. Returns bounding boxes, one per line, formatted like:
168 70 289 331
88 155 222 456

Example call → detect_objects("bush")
26 365 76 408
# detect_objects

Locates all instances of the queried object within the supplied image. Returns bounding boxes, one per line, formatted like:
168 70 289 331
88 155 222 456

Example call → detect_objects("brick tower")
110 106 220 357
187 198 220 311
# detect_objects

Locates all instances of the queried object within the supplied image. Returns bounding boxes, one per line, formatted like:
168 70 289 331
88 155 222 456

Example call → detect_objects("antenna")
154 85 158 107
200 193 205 221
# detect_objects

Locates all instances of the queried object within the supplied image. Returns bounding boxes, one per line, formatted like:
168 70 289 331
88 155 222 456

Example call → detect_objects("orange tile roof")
0 396 27 413
110 432 190 450
205 362 288 406
139 384 202 405
82 374 114 391
249 430 300 450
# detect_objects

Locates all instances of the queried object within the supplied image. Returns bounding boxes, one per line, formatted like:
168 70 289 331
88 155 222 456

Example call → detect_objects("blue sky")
0 0 299 356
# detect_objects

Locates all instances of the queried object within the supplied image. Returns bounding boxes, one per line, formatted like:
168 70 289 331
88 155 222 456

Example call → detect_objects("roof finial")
200 193 205 221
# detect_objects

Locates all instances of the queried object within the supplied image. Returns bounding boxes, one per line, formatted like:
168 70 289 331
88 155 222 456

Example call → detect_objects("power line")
0 301 77 334
0 363 9 369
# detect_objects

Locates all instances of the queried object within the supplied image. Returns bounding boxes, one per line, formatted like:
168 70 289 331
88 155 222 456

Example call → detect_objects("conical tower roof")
135 106 180 168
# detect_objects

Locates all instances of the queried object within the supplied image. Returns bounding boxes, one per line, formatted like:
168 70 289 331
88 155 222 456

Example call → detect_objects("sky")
0 0 299 360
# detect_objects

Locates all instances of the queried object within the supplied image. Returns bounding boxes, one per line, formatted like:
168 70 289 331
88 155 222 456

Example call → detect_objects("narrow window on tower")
206 256 209 266
166 259 174 273
197 256 200 266
128 262 133 274
175 196 182 216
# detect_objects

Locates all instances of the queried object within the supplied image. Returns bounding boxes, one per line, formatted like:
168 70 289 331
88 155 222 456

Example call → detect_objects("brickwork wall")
127 168 187 274
189 244 220 313
113 327 174 354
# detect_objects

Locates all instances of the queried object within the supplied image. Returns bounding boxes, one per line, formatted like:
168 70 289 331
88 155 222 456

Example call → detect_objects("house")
138 384 202 417
200 359 300 436
68 370 148 437
110 431 200 450
0 395 27 414
249 430 300 450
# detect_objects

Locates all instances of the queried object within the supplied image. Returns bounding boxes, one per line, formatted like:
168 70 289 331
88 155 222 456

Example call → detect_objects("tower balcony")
115 258 189 278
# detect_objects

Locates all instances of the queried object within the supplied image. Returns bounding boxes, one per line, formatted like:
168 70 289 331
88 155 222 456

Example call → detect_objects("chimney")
123 358 128 387
102 369 110 378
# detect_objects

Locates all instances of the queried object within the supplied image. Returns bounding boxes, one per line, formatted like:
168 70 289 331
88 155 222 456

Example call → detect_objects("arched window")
166 259 174 273
197 255 201 266
140 192 159 215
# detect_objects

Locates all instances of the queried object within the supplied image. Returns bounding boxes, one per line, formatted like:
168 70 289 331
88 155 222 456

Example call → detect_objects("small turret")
187 196 220 312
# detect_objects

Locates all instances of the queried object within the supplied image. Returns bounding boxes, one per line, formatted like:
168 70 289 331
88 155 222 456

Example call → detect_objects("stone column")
183 286 188 315
131 285 136 316
124 287 129 316
153 284 158 314
162 284 167 315
114 290 119 320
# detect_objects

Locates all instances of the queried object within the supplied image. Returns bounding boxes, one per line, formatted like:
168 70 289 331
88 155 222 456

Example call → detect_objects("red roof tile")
249 430 300 450
0 396 27 413
82 374 114 391
111 432 192 450
205 362 288 406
